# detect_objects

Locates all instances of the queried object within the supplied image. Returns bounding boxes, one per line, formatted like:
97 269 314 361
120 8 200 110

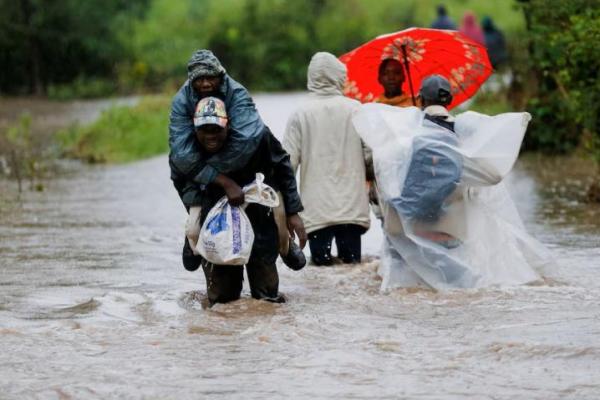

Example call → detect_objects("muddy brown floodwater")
1 93 599 399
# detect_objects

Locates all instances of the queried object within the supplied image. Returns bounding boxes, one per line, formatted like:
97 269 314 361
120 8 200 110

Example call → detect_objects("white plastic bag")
185 206 203 255
196 173 279 265
352 104 554 290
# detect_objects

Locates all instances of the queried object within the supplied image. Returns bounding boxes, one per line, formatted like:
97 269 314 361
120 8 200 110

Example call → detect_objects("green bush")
0 0 526 96
514 0 599 154
58 96 170 163
124 0 523 91
0 0 145 95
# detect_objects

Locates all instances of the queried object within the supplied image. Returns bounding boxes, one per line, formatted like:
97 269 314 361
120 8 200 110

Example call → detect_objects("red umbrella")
339 28 493 110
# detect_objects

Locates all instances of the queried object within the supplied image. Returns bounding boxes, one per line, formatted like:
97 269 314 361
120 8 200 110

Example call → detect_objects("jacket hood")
462 12 477 28
482 16 495 32
307 52 346 96
187 49 226 82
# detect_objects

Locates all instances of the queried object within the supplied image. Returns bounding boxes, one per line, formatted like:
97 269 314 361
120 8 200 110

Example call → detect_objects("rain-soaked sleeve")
267 129 303 215
282 111 301 174
168 83 202 178
192 77 265 185
169 157 203 208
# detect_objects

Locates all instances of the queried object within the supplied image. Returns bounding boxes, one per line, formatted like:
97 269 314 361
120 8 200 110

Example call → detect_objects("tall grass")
58 96 170 163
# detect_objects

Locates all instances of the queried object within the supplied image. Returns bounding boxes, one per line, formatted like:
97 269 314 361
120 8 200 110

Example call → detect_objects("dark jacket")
168 75 264 185
431 15 457 30
171 127 303 264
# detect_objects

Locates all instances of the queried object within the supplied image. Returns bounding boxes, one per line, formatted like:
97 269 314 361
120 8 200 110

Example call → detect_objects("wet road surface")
1 93 599 399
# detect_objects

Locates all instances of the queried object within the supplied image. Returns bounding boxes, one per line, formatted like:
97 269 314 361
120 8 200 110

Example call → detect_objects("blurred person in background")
459 11 485 45
283 52 370 266
430 4 457 30
482 16 508 69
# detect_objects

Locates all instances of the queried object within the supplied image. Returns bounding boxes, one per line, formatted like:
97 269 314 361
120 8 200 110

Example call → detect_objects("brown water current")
1 93 600 399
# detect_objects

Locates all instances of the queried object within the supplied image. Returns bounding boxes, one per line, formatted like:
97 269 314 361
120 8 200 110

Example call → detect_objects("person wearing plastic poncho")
352 75 554 290
283 52 370 266
171 97 305 305
169 49 305 272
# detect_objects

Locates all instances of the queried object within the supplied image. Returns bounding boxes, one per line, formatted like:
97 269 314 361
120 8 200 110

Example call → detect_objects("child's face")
378 60 405 95
196 124 227 153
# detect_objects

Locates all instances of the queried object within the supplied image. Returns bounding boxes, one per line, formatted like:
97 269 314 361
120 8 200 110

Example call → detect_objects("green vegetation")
58 96 170 163
0 0 523 96
123 0 523 91
511 0 599 201
0 113 52 192
513 0 599 155
0 0 146 97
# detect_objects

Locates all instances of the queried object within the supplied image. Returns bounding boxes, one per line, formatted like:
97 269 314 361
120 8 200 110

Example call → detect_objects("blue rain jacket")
168 75 265 187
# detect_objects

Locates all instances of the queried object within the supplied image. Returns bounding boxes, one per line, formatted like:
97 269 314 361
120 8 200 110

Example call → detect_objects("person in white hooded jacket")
283 52 370 266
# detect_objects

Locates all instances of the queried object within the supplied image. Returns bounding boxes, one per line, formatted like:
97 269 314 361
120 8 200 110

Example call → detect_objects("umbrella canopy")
340 28 493 110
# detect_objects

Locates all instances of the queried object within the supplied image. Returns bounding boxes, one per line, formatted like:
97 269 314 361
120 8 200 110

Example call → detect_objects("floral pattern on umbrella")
340 28 493 109
382 37 430 64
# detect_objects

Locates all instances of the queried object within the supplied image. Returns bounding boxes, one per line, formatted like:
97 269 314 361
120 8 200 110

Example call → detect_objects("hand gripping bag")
197 173 279 265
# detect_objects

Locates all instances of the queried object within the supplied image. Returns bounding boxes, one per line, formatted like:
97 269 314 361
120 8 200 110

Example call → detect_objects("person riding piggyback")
171 97 307 306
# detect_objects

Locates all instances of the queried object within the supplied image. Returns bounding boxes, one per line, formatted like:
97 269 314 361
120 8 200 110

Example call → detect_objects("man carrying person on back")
169 49 305 272
171 96 306 305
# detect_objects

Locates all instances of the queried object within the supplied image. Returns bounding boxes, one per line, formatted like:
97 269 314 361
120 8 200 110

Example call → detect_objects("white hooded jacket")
283 52 370 234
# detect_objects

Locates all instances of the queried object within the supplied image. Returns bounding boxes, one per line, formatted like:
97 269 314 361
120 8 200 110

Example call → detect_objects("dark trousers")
201 257 283 305
308 224 367 266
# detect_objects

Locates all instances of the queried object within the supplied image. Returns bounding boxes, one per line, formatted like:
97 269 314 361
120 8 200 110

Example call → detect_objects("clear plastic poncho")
353 105 554 290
